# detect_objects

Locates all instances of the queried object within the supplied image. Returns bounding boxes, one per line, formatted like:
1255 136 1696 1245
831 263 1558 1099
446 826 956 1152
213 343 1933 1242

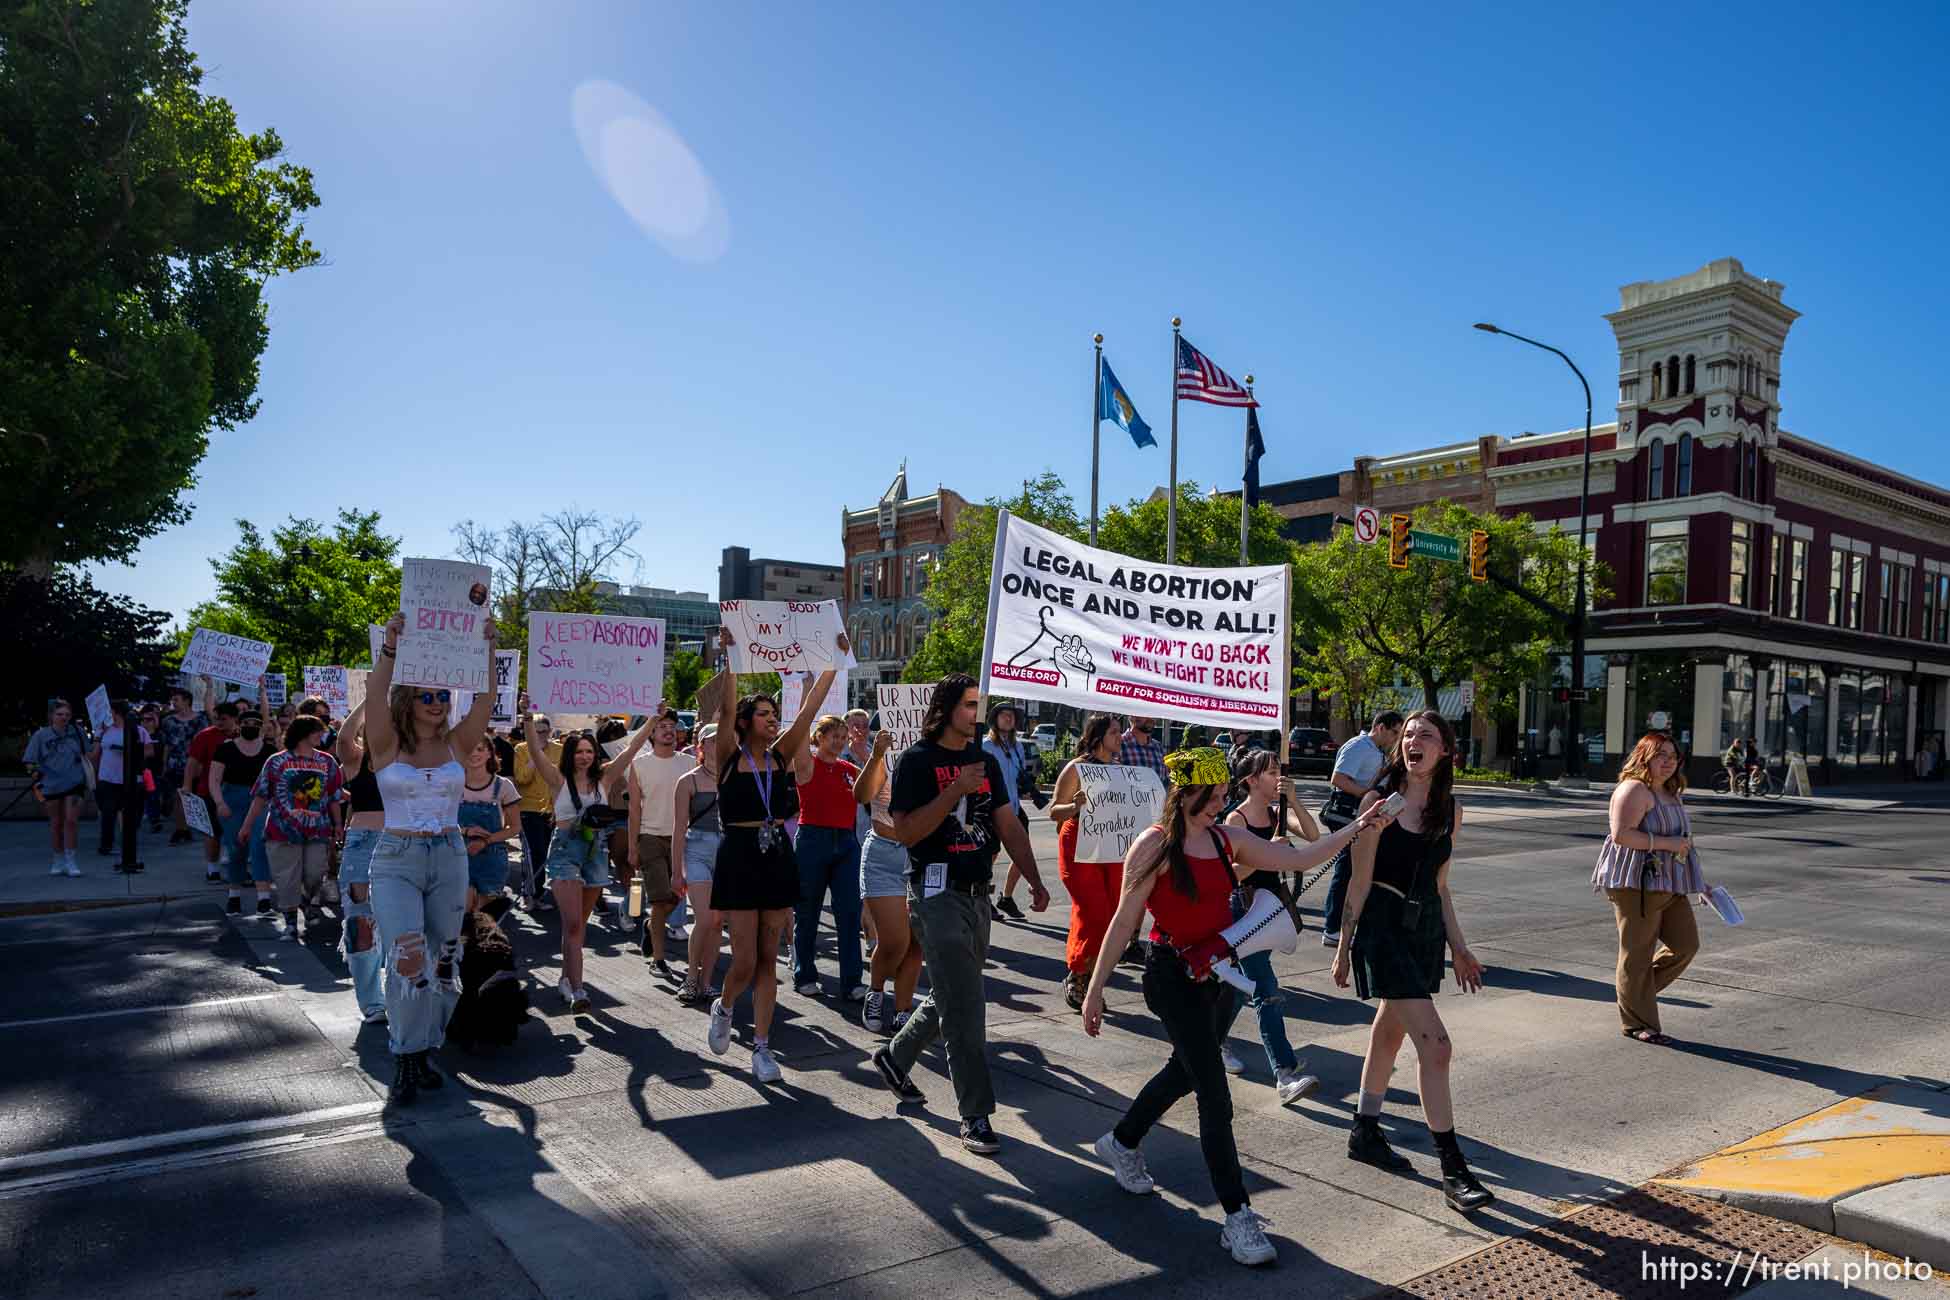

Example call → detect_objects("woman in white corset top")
364 610 499 1107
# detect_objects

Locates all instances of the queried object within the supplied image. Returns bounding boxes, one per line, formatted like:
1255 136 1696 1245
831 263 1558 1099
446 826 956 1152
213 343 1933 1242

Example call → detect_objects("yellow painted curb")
1655 1085 1950 1203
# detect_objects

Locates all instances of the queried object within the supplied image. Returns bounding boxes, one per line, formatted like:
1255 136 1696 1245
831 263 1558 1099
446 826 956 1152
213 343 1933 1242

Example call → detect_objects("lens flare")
571 79 729 262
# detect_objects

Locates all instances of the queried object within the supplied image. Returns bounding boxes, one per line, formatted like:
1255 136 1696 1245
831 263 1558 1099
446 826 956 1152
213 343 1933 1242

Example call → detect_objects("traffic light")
1468 529 1489 582
1388 514 1411 569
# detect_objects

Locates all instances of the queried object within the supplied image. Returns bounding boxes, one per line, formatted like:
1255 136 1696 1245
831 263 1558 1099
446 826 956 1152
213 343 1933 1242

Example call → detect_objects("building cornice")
1771 448 1950 540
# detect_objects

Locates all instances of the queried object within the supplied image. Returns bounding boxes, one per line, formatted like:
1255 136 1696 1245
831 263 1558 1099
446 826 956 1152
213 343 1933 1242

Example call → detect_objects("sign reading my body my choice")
982 511 1290 731
396 559 494 691
720 599 855 674
528 612 665 715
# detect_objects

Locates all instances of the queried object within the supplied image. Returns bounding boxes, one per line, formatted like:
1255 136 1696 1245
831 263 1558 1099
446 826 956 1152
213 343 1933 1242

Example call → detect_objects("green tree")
1096 482 1293 569
0 0 321 568
663 649 710 711
0 569 173 738
903 472 1085 683
1291 502 1605 714
175 509 402 680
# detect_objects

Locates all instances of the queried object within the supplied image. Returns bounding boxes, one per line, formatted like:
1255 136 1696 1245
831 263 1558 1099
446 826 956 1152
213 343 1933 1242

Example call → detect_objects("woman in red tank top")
1080 747 1388 1269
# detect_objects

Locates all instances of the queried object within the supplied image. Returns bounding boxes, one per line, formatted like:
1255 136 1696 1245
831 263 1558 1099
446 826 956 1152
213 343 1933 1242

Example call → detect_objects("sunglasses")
418 691 452 705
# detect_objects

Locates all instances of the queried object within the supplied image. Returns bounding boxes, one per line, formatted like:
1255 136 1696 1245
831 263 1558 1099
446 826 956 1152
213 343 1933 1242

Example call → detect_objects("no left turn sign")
1354 506 1380 544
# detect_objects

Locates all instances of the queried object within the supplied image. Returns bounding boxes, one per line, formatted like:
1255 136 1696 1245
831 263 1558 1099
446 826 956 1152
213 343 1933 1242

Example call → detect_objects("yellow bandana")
1163 746 1229 788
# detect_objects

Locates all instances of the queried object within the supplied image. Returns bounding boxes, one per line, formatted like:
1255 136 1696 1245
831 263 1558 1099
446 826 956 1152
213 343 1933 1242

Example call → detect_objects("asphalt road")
2 787 1946 1299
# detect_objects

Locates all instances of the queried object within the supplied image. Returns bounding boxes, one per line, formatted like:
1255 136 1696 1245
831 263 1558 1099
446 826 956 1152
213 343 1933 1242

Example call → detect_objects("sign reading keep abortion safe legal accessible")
527 613 665 714
396 559 494 691
981 511 1290 731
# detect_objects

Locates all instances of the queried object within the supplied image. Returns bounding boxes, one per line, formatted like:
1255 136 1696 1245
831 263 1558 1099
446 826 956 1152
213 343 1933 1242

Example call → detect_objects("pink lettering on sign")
416 609 478 635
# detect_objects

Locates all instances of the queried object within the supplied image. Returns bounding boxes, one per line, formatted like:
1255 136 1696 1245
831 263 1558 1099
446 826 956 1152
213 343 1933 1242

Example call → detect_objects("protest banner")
875 683 934 754
528 612 665 715
182 791 215 838
780 668 848 729
85 685 112 734
181 628 274 683
719 599 855 674
304 667 350 716
396 559 493 691
980 510 1290 731
1074 763 1165 863
263 673 288 708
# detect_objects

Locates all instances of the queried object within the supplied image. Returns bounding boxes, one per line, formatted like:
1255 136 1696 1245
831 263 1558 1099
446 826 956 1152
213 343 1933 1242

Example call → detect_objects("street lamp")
1475 322 1595 782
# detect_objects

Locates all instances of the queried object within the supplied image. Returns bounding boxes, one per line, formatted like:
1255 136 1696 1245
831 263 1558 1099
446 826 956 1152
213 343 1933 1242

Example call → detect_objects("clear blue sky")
92 0 1950 620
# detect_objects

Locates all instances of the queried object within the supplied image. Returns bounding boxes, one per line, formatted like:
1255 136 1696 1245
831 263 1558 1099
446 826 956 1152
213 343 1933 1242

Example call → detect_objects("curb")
1652 1081 1950 1271
0 895 175 920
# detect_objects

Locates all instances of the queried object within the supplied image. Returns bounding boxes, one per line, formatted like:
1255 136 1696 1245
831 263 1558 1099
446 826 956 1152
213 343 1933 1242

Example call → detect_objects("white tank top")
554 778 606 824
377 753 465 832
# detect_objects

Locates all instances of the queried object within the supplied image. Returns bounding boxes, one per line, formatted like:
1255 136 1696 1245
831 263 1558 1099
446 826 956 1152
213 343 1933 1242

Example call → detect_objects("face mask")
240 724 263 739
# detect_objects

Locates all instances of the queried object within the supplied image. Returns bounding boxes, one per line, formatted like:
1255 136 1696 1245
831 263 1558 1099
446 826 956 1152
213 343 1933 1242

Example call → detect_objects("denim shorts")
545 825 611 887
860 830 908 899
683 827 721 886
340 828 380 887
468 844 511 896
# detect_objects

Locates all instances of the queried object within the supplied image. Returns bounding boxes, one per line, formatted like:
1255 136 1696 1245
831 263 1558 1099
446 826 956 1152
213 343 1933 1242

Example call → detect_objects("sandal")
1624 1028 1673 1045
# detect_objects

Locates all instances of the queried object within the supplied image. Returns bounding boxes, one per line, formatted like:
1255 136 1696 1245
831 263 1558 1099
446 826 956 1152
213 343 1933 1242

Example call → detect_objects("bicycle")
1713 766 1780 798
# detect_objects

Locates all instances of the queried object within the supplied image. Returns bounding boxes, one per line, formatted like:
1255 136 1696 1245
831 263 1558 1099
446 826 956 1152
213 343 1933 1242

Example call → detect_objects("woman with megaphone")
1081 746 1391 1269
1331 709 1495 1214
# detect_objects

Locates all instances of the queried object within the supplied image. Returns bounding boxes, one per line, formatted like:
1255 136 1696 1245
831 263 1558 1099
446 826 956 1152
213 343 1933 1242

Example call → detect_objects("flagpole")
1168 317 1181 565
1240 374 1254 565
1091 333 1104 547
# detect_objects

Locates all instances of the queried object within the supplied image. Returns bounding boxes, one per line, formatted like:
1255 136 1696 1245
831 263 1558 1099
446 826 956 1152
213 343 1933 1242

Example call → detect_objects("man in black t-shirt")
872 674 1050 1155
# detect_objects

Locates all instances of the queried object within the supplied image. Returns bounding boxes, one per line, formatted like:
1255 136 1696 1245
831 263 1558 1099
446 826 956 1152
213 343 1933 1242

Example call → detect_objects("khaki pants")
1605 887 1700 1034
267 839 331 912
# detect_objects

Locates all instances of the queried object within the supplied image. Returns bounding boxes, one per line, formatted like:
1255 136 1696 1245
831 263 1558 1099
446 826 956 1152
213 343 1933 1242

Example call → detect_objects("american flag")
1176 335 1258 408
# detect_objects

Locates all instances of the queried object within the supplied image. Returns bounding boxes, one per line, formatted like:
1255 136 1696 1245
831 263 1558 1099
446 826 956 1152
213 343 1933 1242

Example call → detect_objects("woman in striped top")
1592 732 1713 1045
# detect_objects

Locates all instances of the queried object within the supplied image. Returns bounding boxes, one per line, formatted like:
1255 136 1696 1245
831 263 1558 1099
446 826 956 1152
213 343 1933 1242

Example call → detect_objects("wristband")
381 644 397 658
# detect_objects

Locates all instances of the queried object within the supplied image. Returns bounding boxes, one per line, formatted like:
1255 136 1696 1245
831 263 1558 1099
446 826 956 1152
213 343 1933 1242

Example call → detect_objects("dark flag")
1243 406 1266 508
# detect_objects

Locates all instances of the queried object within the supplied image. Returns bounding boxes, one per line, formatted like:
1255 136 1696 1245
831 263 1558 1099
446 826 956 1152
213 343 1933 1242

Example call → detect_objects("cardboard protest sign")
527 612 665 715
719 599 854 674
182 791 215 838
347 668 369 717
181 629 274 683
981 510 1289 730
693 671 731 730
1074 763 1165 863
85 685 112 734
451 650 521 724
263 673 288 708
875 683 933 754
780 669 848 729
305 667 350 716
396 559 493 691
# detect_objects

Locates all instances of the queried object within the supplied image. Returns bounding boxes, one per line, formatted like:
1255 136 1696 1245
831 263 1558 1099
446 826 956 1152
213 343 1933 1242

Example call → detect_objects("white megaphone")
1180 888 1299 997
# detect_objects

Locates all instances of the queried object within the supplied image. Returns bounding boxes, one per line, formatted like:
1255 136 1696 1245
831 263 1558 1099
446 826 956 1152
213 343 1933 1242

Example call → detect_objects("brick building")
840 464 968 708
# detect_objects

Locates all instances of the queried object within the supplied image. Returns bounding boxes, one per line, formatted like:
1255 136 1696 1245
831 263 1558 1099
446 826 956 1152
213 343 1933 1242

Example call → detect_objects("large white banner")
1074 763 1166 863
720 599 855 674
181 628 274 683
875 683 933 754
981 511 1289 730
397 558 493 691
528 612 665 715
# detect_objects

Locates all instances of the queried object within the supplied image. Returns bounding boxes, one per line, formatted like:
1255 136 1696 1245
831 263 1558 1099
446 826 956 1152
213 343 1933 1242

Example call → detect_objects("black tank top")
719 752 800 824
1371 820 1450 898
346 761 383 815
1238 810 1281 892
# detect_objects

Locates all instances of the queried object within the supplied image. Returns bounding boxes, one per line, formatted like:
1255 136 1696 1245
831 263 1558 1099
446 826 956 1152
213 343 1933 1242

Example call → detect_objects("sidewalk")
1655 1082 1950 1272
0 817 235 914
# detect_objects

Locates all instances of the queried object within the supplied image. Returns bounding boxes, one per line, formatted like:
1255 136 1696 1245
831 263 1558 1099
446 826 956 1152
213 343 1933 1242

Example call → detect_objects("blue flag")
1099 358 1154 449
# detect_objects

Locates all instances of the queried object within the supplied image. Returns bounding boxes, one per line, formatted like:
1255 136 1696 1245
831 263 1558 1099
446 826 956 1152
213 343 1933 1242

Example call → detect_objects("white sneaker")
557 976 575 1007
1093 1132 1155 1195
889 1009 912 1033
63 856 81 878
705 998 733 1055
844 984 869 1003
571 985 592 1014
1220 1044 1246 1075
49 859 64 876
1275 1068 1319 1105
665 925 689 944
1320 930 1340 948
362 1006 387 1025
751 1045 782 1083
862 990 886 1033
1220 1208 1276 1266
795 980 820 997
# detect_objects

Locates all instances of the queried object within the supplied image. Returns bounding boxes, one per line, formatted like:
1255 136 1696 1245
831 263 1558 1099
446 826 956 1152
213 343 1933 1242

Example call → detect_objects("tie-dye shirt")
252 749 344 842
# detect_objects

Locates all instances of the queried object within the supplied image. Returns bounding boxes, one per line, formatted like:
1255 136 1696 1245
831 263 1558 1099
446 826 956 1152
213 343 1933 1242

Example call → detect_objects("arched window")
1739 358 1748 394
1744 441 1759 499
1685 355 1696 394
1647 438 1666 501
1651 362 1663 400
1667 355 1680 397
1676 434 1694 496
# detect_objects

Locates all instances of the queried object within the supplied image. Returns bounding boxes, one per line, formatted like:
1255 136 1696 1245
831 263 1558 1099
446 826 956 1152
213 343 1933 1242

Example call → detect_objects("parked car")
1031 723 1057 752
1286 727 1337 775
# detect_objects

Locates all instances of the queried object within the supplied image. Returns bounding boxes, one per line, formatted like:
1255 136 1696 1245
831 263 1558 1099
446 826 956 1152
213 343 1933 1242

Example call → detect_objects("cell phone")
1381 792 1406 817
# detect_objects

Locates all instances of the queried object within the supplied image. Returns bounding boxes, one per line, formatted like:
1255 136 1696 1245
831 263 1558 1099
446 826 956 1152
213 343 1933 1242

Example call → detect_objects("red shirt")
1147 829 1237 947
187 726 227 797
798 757 860 830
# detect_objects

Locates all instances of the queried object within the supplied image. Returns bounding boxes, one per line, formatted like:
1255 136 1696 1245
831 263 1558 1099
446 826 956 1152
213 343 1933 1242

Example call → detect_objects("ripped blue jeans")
339 829 386 1019
369 830 467 1056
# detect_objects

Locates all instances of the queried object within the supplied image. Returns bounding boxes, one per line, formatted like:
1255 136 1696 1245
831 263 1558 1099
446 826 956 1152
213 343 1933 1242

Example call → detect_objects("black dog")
446 895 529 1052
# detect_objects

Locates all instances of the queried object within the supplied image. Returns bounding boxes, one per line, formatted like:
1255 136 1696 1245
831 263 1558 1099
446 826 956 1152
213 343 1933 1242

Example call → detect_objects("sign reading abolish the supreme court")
1074 763 1166 863
981 511 1290 730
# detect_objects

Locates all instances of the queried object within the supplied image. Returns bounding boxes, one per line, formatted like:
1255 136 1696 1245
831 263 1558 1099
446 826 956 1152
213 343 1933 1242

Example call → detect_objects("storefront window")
1763 660 1825 764
1835 671 1860 766
1628 650 1696 755
1884 678 1908 766
1721 653 1755 752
